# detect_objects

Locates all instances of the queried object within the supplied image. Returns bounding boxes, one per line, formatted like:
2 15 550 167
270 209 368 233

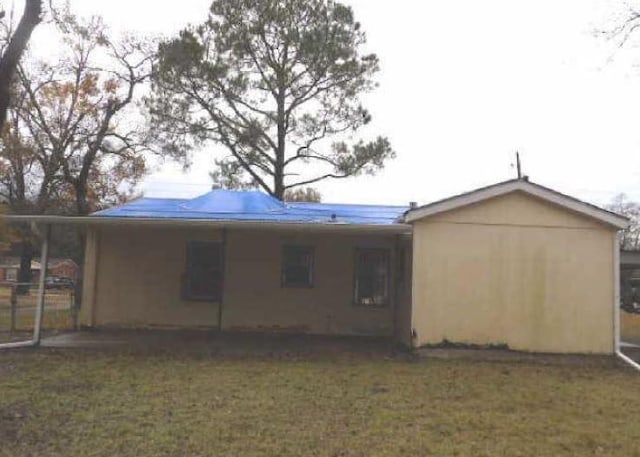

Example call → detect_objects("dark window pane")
355 249 389 306
185 241 223 301
282 246 313 287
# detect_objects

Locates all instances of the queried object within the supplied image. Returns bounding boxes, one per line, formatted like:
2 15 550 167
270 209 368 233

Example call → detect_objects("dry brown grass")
0 349 639 457
621 311 640 343
0 289 74 342
0 309 73 335
0 286 72 305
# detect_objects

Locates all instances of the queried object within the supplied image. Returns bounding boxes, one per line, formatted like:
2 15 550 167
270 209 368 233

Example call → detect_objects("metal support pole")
218 228 227 332
0 339 36 349
10 284 17 333
32 224 51 346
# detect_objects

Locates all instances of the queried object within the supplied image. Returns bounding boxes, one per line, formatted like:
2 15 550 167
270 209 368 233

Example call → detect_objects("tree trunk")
274 91 286 200
16 239 33 295
75 182 90 216
0 0 42 131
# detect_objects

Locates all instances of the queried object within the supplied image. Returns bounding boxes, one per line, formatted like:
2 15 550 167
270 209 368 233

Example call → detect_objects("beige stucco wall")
80 226 401 337
81 227 224 328
411 191 617 354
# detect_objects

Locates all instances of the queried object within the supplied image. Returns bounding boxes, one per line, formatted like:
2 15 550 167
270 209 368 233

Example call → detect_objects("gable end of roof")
403 179 629 229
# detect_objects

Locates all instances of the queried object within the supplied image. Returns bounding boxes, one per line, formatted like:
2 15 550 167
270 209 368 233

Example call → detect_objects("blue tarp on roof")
92 190 408 225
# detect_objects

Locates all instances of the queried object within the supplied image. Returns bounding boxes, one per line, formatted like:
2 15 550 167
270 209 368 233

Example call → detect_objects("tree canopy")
148 0 394 200
283 187 321 202
0 7 154 288
0 11 153 216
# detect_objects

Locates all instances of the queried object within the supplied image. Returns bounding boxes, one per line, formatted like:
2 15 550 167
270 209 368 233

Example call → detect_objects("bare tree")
0 8 154 293
10 12 153 215
607 193 640 249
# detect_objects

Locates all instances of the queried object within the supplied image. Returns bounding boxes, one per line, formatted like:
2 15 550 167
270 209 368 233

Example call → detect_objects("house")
48 258 80 283
0 258 40 282
3 178 629 354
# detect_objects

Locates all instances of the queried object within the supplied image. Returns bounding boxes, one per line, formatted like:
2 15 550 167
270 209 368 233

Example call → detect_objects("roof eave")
404 180 629 230
2 214 412 234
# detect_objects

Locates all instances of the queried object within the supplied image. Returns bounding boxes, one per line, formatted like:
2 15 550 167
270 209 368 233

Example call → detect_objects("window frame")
183 240 224 302
353 247 391 308
5 268 17 281
281 244 315 288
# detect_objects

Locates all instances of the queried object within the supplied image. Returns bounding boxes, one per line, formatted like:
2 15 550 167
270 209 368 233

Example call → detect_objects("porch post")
81 227 99 327
392 235 400 342
32 224 51 346
218 228 227 332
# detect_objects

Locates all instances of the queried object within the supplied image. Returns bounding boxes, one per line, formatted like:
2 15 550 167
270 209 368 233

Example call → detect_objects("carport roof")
404 178 629 229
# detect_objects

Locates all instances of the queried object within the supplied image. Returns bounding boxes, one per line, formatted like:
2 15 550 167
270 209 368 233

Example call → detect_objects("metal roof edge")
2 214 412 234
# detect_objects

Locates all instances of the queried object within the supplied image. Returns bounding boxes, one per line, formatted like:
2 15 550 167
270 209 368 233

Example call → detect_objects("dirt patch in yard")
0 402 28 442
0 360 17 377
419 346 621 367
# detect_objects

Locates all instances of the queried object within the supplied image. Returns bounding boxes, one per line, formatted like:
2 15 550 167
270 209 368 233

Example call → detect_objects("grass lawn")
1 350 639 457
0 309 74 343
0 287 72 305
0 289 75 341
0 308 74 334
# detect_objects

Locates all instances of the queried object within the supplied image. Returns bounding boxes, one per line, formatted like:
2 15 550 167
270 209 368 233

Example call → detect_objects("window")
184 241 223 301
5 269 17 281
354 248 390 306
282 245 314 287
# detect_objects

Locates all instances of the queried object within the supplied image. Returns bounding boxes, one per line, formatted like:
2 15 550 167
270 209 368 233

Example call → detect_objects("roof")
6 180 624 232
403 178 629 229
92 189 409 226
2 189 410 234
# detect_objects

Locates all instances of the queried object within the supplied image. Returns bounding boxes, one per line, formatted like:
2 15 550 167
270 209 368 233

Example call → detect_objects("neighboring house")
48 259 80 283
0 257 79 283
5 178 629 354
0 258 41 282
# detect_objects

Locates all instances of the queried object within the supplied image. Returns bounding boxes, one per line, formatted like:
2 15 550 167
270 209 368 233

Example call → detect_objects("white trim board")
404 179 629 229
2 214 412 234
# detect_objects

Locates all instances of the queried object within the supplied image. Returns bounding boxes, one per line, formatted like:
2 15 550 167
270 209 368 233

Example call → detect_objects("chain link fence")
0 282 77 343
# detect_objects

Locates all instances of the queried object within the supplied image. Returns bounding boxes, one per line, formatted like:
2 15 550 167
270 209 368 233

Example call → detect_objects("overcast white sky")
28 0 640 206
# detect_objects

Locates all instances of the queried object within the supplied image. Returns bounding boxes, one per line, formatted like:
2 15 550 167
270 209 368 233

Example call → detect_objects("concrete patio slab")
40 329 400 357
620 341 640 349
33 330 640 368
